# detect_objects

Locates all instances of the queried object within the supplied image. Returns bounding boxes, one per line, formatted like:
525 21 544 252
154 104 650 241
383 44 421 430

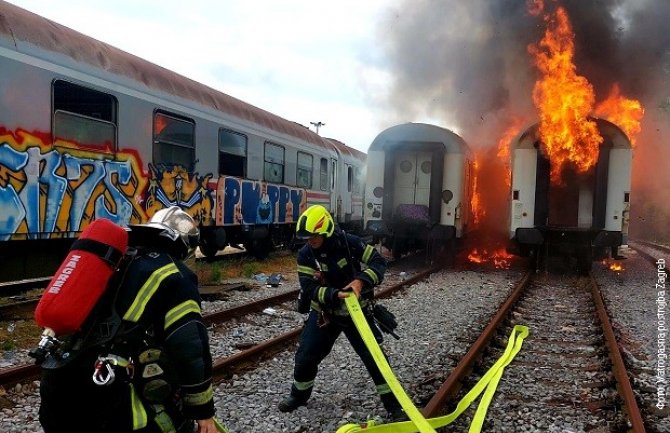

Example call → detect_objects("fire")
595 84 645 145
497 119 525 187
602 259 624 272
528 7 602 183
470 159 484 224
467 248 514 269
610 263 624 272
468 249 484 263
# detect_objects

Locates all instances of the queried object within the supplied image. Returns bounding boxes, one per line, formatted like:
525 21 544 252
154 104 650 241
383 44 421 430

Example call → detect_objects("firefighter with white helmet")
39 206 219 433
278 205 405 421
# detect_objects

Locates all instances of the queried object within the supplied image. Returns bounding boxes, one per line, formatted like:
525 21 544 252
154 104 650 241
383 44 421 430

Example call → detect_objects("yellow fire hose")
336 295 529 433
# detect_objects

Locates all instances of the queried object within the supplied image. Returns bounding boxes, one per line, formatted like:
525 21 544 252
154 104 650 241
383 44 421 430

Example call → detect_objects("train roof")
0 0 334 151
516 118 633 150
324 138 367 162
369 122 471 155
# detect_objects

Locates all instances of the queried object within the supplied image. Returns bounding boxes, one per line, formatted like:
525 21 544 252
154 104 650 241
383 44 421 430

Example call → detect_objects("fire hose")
335 295 529 433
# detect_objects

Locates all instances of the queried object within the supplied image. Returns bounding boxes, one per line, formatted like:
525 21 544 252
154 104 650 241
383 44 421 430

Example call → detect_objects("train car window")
331 159 337 191
219 129 247 177
53 80 117 151
264 142 285 183
153 111 195 169
297 152 313 188
347 165 353 193
320 158 328 191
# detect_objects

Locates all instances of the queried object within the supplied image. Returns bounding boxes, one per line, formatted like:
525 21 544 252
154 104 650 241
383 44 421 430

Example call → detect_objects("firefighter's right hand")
337 279 363 299
196 417 217 433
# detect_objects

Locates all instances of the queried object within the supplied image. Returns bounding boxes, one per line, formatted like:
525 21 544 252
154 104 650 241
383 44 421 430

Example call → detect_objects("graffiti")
216 177 306 225
0 128 308 242
145 163 214 224
0 130 146 240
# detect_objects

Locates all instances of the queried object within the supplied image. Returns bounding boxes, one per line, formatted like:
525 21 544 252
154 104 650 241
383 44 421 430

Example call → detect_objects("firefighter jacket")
297 230 386 316
39 248 215 433
115 249 215 426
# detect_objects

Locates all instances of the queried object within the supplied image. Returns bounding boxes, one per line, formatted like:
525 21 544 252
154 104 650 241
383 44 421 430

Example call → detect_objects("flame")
470 159 484 224
528 7 603 183
467 248 514 269
468 249 484 263
497 119 525 188
609 263 624 272
595 84 645 146
602 259 624 272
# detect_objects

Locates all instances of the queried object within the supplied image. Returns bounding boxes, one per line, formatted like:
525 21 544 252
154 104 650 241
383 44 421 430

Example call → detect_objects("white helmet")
133 206 199 257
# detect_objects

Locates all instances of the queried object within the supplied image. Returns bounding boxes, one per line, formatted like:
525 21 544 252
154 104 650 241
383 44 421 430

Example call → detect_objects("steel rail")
629 242 668 269
422 271 530 417
0 276 51 296
589 276 646 433
0 265 440 388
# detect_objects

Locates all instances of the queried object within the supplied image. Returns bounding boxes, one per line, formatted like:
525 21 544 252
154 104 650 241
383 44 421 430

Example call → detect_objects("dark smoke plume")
376 0 670 242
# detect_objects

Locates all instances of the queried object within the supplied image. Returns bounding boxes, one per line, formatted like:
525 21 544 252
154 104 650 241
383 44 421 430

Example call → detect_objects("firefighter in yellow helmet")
278 205 405 421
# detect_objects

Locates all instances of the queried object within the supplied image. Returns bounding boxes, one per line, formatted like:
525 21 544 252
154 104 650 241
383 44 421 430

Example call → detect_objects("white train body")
509 118 632 270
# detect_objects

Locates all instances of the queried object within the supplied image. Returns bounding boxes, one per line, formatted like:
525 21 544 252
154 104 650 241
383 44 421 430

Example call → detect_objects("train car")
0 1 364 279
363 123 473 262
325 138 366 233
508 118 632 272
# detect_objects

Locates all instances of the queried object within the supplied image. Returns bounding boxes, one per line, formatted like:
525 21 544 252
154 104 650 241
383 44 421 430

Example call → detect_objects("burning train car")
363 123 473 262
509 118 632 272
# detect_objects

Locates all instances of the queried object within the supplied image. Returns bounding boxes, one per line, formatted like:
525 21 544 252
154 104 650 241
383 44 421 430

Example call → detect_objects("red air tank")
34 218 128 336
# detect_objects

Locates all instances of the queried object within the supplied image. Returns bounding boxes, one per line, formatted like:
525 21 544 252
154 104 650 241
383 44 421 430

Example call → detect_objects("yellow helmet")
296 205 335 239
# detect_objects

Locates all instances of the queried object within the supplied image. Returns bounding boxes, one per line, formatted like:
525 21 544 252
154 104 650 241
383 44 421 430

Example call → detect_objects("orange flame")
529 7 602 183
595 84 644 146
602 259 624 272
471 159 484 225
497 119 525 188
609 263 624 272
467 248 514 269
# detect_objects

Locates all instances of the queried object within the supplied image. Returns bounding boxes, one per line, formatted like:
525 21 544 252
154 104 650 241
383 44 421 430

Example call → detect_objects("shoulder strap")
73 248 140 351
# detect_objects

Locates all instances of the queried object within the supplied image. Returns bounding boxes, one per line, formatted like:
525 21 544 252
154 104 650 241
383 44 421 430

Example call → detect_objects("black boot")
387 407 408 422
278 395 308 413
381 393 407 421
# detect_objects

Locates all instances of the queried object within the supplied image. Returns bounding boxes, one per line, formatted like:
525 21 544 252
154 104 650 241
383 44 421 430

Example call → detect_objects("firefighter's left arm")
162 275 215 421
164 318 215 420
347 234 386 291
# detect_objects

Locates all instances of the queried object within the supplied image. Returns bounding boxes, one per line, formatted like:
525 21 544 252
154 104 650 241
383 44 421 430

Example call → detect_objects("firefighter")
39 206 217 433
278 205 405 421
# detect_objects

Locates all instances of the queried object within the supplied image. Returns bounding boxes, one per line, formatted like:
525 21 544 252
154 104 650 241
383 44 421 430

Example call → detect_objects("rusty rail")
1 265 440 388
589 276 646 433
422 271 530 417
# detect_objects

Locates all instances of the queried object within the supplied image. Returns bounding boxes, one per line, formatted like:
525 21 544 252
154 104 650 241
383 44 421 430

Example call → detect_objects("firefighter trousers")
289 309 400 411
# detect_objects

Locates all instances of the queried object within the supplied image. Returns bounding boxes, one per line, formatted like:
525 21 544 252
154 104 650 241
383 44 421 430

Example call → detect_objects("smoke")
377 0 670 241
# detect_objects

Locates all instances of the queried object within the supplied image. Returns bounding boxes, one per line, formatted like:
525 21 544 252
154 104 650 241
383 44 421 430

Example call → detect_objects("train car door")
393 151 432 206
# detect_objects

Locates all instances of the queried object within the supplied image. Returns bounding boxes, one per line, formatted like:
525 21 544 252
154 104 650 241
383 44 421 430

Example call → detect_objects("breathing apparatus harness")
302 230 399 338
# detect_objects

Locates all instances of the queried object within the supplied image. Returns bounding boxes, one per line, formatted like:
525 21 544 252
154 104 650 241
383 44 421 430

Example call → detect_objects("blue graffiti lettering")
95 160 135 225
0 144 28 239
290 190 303 221
19 148 67 239
278 186 290 223
223 177 240 225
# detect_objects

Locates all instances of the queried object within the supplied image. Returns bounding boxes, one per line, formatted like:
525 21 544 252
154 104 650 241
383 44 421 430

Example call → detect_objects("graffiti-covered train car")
0 1 364 279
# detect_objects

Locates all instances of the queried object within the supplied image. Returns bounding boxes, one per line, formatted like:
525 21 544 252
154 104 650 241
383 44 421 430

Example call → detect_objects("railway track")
4 251 654 431
0 259 437 389
426 272 645 432
629 240 669 268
